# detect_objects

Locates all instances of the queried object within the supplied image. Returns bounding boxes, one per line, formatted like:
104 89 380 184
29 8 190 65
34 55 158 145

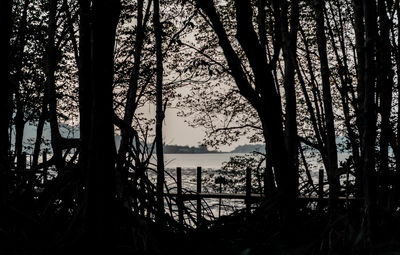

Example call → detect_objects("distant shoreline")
163 144 265 154
162 152 231 154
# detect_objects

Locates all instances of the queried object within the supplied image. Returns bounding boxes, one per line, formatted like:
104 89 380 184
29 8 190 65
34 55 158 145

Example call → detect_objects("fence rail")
165 166 361 226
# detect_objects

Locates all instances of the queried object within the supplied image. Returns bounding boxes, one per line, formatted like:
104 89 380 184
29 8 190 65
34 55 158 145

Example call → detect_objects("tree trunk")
325 1 362 202
361 0 378 242
395 0 400 209
299 25 329 169
264 141 277 197
15 96 25 170
352 0 366 197
78 0 91 175
313 0 340 210
118 0 146 158
32 95 47 168
46 0 64 169
257 0 267 57
281 0 299 177
154 0 165 221
116 0 149 200
85 0 121 251
13 0 29 171
0 0 13 202
377 0 393 209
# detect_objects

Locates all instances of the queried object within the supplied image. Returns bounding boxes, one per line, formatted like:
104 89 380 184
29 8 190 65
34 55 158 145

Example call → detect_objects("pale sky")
163 108 250 152
139 105 248 152
163 108 205 146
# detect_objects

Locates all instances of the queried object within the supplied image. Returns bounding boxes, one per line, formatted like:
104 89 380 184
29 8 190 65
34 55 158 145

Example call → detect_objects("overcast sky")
163 108 250 152
138 104 248 152
163 108 204 146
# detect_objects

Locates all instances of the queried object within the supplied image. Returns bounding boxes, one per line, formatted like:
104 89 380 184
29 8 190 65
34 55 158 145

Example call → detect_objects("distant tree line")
163 144 219 153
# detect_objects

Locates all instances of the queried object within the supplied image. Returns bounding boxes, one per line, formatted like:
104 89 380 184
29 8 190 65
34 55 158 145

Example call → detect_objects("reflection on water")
160 153 251 169
154 152 350 170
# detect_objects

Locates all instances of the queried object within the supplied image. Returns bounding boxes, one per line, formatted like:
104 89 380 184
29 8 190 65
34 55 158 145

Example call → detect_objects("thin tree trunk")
281 0 299 176
78 0 91 175
295 60 327 168
13 0 29 171
299 26 328 153
258 2 283 196
154 0 165 221
118 0 147 158
313 0 340 211
352 0 366 197
116 0 150 200
46 0 64 169
15 97 25 170
361 0 378 242
0 0 13 202
377 0 393 209
32 95 48 168
394 0 400 208
63 0 79 66
325 1 362 202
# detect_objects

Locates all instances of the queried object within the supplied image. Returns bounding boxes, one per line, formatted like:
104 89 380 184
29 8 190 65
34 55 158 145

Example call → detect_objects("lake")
162 153 246 169
160 152 350 170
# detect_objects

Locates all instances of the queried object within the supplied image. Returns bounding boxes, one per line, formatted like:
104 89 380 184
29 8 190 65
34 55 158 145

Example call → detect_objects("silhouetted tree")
154 0 166 221
78 0 122 251
12 0 29 172
0 0 13 203
115 0 152 204
281 0 300 193
313 0 340 210
361 0 378 242
46 0 64 168
194 0 299 223
377 0 394 209
78 0 91 177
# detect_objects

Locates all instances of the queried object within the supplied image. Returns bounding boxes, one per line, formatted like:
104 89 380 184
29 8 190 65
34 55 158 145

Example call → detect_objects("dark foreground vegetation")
2 0 400 254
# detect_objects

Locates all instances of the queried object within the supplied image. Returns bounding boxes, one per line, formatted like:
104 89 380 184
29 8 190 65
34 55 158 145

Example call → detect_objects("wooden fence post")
29 154 32 169
20 152 27 185
43 150 47 184
176 167 183 225
318 168 324 211
196 166 202 226
246 167 251 214
218 182 222 217
21 152 27 171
